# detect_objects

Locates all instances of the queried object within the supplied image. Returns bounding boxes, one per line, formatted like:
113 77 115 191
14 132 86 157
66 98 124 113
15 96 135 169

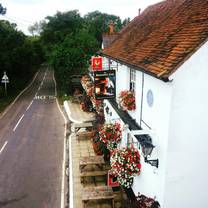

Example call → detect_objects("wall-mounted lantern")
138 136 159 168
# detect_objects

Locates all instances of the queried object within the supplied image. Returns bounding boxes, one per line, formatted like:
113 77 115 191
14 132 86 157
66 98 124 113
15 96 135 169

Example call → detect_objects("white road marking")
53 73 67 208
69 135 74 208
35 70 46 95
26 100 33 111
0 141 8 154
43 71 47 81
13 114 24 132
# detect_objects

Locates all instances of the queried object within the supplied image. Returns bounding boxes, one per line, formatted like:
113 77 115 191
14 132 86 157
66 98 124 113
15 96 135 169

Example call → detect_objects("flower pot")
107 173 120 192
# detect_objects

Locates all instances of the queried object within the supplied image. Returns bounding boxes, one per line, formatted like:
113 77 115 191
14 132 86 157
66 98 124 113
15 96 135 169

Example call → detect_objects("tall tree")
0 20 43 93
84 11 122 46
40 10 84 45
28 21 45 36
49 31 99 93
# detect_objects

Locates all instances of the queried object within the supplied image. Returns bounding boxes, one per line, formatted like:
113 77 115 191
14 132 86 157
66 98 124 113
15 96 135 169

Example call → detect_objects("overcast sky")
0 0 162 34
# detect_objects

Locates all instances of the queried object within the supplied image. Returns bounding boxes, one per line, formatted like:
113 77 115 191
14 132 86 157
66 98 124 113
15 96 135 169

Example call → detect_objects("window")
130 68 136 91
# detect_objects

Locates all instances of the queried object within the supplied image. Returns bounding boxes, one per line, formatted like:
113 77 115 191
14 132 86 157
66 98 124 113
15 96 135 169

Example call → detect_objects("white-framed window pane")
130 68 136 91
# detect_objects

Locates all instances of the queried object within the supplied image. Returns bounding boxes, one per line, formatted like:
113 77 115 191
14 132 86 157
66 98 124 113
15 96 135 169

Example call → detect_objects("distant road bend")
0 69 66 208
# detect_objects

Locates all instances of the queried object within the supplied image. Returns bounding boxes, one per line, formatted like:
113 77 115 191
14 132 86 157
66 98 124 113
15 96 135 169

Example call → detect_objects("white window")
130 68 136 92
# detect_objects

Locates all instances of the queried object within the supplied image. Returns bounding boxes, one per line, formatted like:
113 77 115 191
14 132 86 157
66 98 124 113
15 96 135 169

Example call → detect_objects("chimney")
138 8 141 15
109 21 114 34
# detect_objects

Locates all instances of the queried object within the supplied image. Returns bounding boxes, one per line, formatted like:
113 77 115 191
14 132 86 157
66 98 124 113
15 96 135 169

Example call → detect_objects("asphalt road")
0 69 65 208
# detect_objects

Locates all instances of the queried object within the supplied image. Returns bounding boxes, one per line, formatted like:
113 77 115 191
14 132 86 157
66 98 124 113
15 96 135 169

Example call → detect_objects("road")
0 68 66 208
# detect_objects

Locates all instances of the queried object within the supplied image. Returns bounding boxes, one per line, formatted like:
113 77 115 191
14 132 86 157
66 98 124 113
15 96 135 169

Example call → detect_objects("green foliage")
84 11 122 46
0 86 4 98
49 31 99 93
39 9 128 95
0 20 44 94
41 10 84 46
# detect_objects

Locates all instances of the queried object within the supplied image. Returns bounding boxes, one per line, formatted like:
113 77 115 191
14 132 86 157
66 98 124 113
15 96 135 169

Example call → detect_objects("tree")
49 31 99 93
39 9 127 94
0 20 43 93
40 10 84 45
84 11 122 46
0 3 6 15
28 21 45 36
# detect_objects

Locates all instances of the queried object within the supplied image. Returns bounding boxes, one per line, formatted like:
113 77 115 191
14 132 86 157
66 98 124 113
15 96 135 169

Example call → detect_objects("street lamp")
138 136 159 168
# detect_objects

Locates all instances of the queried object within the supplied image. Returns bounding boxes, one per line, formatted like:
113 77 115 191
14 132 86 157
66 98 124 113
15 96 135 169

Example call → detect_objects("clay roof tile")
101 0 208 79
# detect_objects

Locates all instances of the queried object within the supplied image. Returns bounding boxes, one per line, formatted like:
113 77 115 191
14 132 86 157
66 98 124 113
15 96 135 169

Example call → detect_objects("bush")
0 86 5 98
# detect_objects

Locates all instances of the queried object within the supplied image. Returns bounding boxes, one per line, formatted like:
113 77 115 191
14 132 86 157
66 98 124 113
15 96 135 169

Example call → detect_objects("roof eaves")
99 51 170 82
166 36 208 78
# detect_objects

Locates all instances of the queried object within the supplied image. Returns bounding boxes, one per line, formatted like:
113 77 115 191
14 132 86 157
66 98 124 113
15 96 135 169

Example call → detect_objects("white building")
99 0 208 207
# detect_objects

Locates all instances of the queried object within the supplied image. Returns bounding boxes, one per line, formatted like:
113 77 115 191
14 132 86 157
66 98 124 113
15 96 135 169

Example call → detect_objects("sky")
0 0 162 34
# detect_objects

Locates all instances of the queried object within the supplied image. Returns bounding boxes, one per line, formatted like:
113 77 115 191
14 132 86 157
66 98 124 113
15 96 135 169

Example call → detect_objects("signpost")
94 70 115 100
91 57 103 71
1 71 9 96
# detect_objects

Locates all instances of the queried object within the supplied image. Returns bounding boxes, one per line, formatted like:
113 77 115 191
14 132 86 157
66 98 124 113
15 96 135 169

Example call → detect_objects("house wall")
132 73 172 205
164 41 208 208
104 61 172 205
115 63 130 98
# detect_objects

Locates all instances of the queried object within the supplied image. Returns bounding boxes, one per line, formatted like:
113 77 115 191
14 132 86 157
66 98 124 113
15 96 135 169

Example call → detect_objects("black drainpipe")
140 72 144 126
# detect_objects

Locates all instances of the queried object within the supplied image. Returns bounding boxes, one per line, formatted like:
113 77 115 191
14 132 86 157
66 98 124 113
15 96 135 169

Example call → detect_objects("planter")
107 172 120 192
99 122 122 151
119 90 136 111
136 194 161 208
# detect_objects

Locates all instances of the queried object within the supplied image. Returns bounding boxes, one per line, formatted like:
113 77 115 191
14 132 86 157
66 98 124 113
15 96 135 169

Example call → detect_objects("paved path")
0 69 65 208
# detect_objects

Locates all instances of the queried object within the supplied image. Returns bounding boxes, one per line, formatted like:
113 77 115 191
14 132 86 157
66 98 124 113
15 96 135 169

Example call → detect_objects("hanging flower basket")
81 75 95 97
110 146 141 188
86 85 94 97
135 194 160 208
91 98 104 114
99 123 122 151
119 90 136 111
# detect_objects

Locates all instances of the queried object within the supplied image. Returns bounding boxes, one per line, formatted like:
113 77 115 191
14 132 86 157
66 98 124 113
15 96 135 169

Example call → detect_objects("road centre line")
26 100 33 111
13 114 24 132
0 141 8 154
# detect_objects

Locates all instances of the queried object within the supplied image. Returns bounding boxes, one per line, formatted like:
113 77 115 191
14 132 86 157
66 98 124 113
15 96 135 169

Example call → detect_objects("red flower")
119 90 136 111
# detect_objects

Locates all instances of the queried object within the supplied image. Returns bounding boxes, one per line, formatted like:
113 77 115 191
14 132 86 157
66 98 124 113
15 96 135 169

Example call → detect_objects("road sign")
1 79 9 83
1 71 9 96
92 57 103 71
1 72 9 83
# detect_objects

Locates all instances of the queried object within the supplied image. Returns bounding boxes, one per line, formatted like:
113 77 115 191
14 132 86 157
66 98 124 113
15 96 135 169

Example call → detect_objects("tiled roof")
101 0 208 79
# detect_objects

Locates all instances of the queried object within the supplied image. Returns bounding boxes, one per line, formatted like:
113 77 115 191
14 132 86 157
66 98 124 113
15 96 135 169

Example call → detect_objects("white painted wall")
107 61 172 205
128 70 143 124
164 41 208 208
115 64 130 99
132 74 172 205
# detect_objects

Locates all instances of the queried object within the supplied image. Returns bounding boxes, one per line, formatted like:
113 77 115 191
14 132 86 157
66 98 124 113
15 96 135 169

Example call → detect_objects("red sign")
92 57 102 71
